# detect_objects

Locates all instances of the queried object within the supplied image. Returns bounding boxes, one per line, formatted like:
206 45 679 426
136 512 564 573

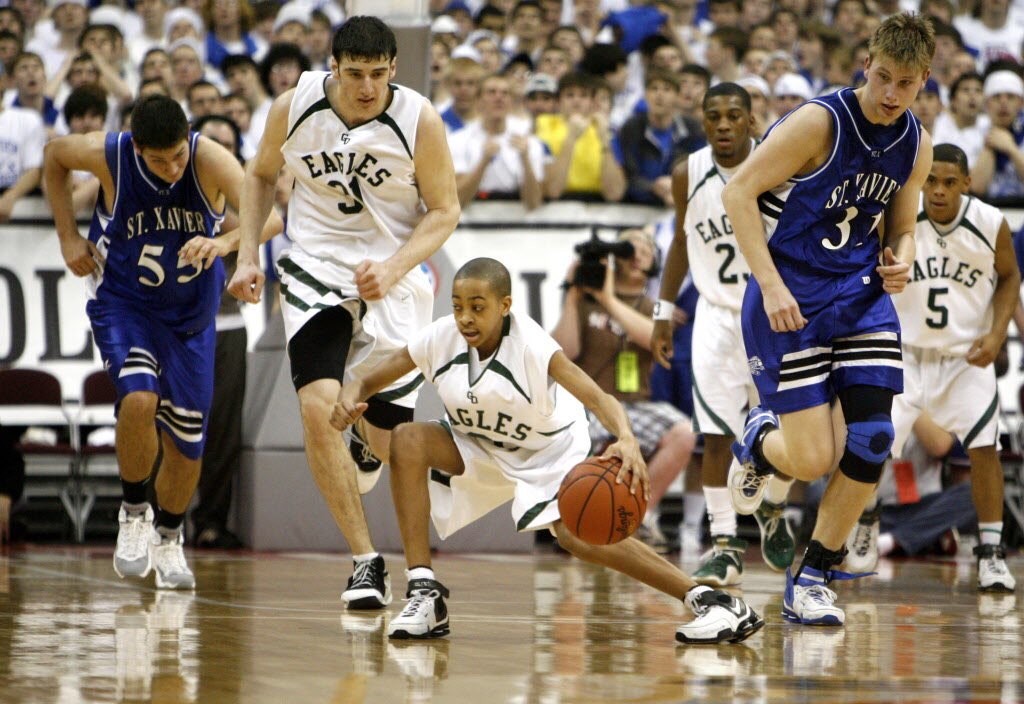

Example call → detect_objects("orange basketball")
557 456 647 545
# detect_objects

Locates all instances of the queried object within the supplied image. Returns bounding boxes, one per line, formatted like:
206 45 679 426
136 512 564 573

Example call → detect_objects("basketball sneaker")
342 555 392 609
151 530 196 590
730 406 778 514
693 535 746 587
677 585 764 644
388 578 450 639
349 425 383 495
842 504 881 573
975 544 1016 592
782 567 844 626
114 504 154 579
754 500 795 573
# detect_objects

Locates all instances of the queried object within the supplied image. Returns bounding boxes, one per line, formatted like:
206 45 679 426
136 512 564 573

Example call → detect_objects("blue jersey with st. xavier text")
88 131 225 333
757 88 921 295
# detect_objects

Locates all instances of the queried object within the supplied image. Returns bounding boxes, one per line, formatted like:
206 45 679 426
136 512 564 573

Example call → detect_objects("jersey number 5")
926 287 948 329
137 244 202 287
821 206 883 250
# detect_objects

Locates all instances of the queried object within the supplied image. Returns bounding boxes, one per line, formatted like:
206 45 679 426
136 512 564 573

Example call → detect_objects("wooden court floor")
0 547 1021 704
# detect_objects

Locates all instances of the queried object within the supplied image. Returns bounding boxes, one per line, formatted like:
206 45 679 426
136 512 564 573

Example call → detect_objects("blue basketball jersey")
88 131 225 333
757 88 921 294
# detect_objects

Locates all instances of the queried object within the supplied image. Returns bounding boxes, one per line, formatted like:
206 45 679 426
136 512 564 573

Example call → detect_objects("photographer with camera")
552 228 696 552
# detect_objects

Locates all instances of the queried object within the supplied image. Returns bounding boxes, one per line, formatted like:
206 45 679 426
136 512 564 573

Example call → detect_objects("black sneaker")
341 555 393 609
388 578 451 639
350 425 384 494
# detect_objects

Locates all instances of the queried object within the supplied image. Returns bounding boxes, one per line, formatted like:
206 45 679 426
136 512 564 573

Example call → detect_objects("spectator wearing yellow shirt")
536 72 626 202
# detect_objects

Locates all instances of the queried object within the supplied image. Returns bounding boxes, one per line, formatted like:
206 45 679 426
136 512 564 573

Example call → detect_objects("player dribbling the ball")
330 257 764 644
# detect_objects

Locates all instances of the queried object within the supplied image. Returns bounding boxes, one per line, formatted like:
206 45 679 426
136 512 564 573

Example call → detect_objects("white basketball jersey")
282 72 427 262
408 312 586 454
683 144 752 310
895 196 1002 354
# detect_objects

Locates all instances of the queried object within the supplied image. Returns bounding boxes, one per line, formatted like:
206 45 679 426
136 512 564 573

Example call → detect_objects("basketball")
557 456 648 545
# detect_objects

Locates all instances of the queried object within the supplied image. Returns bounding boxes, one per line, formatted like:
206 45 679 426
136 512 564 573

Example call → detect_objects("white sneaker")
976 544 1016 592
151 530 196 590
782 568 844 626
677 585 764 644
842 506 881 573
388 578 450 639
728 458 770 516
114 504 154 579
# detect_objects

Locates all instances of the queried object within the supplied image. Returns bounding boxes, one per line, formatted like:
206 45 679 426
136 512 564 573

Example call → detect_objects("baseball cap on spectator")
164 7 205 41
767 50 796 71
90 5 127 35
445 0 472 14
983 70 1024 98
450 44 482 63
921 77 941 96
465 29 499 47
431 15 460 35
525 73 558 96
773 72 812 100
168 37 206 63
736 74 770 99
273 2 311 34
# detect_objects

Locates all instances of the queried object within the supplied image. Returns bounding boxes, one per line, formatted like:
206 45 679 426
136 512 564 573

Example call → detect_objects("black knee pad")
363 398 415 431
837 385 894 484
287 306 355 391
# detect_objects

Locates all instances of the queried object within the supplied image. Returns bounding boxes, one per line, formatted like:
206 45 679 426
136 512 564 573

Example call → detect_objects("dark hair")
454 257 512 298
645 68 680 91
511 0 541 20
557 70 596 97
131 94 189 149
950 70 983 99
221 52 259 76
475 4 505 26
0 29 21 48
192 114 243 162
580 43 627 76
703 81 752 112
139 77 170 95
984 60 1023 80
11 51 42 72
187 79 219 100
310 9 331 27
80 23 121 47
64 84 108 121
331 15 397 63
710 26 748 60
0 7 26 38
933 143 968 175
639 33 672 60
709 0 741 10
259 42 311 93
680 63 712 87
930 18 962 45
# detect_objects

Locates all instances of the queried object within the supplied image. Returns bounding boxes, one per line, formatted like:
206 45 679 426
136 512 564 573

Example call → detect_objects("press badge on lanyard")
615 350 640 393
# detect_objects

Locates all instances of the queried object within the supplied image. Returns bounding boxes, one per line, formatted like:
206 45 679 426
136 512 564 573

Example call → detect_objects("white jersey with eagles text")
683 143 753 310
408 311 592 538
282 71 428 264
894 195 1003 356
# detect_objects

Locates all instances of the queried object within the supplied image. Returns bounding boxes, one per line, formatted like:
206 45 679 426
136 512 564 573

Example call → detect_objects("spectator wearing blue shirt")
613 70 705 206
9 52 58 129
440 56 484 133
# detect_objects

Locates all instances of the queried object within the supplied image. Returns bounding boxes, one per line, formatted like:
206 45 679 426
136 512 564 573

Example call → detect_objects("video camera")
570 236 636 289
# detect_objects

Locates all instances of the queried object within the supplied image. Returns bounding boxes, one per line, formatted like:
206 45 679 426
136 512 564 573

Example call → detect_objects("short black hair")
930 18 962 46
192 114 243 162
680 63 712 87
187 79 219 100
259 42 311 93
64 84 108 121
454 257 512 298
0 7 25 37
933 143 969 175
703 81 752 112
503 52 534 72
131 94 189 149
709 26 748 60
580 43 627 76
475 4 505 26
331 15 397 63
639 33 672 60
221 53 259 76
949 71 983 100
511 0 542 20
557 70 596 97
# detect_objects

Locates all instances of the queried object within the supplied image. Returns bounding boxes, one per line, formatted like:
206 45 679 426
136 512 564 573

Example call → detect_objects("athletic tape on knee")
839 414 893 483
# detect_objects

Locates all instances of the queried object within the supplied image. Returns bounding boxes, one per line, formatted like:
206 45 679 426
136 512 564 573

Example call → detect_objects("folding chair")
75 370 122 540
0 368 82 540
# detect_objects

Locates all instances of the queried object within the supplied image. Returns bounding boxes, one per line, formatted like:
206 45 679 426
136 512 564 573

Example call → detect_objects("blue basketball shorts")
649 324 694 418
740 265 903 415
88 299 216 460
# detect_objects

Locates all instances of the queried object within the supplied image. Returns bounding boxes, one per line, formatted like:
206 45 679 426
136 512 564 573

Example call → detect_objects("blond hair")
868 12 935 73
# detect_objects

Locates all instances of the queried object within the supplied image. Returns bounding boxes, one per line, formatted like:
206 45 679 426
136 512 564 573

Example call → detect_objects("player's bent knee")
388 423 421 466
839 416 893 484
118 391 158 419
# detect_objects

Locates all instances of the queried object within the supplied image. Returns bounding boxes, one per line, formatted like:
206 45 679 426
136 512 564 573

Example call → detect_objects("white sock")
877 532 896 556
407 566 435 581
978 522 1003 546
683 492 706 530
704 486 737 537
353 552 379 563
765 475 794 505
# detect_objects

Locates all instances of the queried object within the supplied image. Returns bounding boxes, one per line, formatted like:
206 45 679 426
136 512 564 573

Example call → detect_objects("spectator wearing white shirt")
932 72 989 167
0 102 43 221
972 69 1024 199
27 0 88 79
11 0 47 46
221 53 271 148
954 0 1023 68
127 0 169 69
450 73 546 210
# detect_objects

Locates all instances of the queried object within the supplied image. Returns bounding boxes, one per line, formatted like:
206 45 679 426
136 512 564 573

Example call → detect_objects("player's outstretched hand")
762 281 806 332
179 235 230 271
60 233 104 277
602 437 650 501
966 332 1002 368
877 246 911 294
652 320 674 369
355 259 397 301
329 393 368 431
228 259 265 304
